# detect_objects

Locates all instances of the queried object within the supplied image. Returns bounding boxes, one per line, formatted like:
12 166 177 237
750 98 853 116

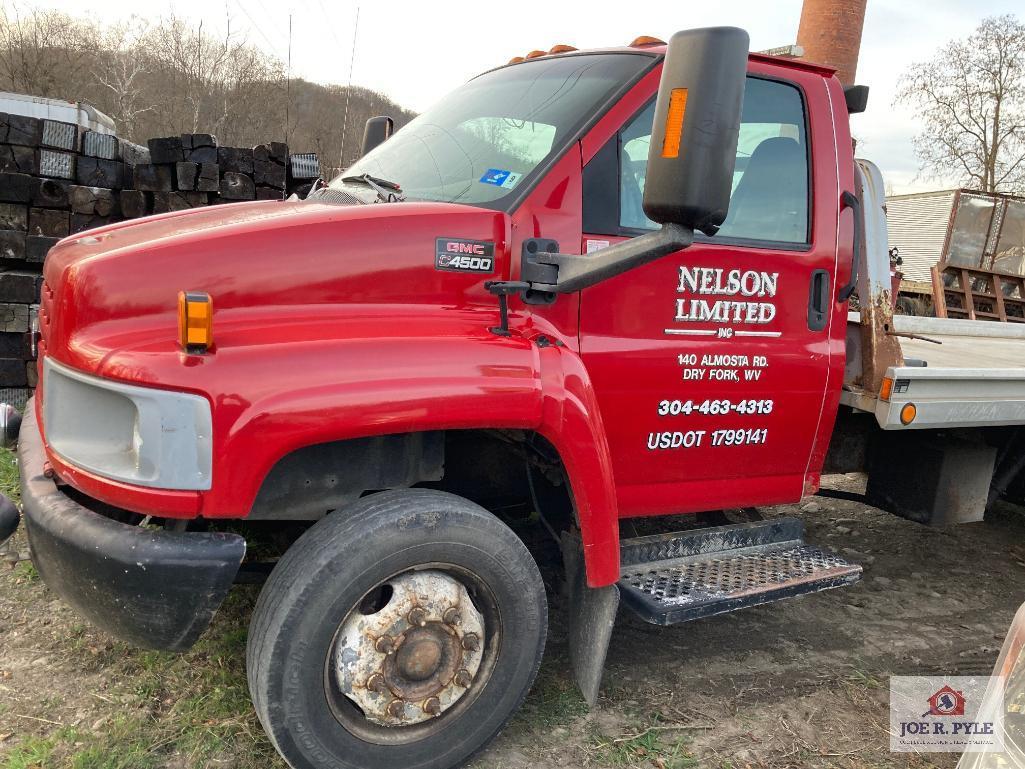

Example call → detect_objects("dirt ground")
2 467 1023 769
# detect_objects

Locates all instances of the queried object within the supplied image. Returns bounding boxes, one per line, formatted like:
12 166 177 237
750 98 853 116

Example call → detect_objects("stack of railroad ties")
0 112 322 407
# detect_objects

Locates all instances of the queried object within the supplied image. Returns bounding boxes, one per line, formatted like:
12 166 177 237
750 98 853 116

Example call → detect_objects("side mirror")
361 116 394 157
521 27 750 296
643 27 749 236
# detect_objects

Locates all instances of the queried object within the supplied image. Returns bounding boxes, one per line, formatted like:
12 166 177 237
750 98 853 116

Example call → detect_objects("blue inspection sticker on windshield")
480 168 523 189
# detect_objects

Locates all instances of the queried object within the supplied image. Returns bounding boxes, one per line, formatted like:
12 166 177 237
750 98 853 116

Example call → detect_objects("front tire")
247 489 547 769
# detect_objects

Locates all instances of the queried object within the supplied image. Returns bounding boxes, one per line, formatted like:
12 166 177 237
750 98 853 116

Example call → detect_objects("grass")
0 588 283 769
0 446 18 502
4 732 67 769
0 445 283 768
514 652 590 730
590 723 698 768
12 561 37 581
845 666 885 690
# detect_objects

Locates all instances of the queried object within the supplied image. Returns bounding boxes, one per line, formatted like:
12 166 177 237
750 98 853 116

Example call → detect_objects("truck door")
578 74 839 518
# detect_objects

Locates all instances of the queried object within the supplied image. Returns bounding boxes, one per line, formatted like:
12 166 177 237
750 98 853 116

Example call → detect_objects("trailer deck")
843 312 1025 429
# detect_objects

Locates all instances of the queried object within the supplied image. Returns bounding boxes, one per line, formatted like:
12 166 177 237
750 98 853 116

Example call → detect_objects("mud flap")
866 431 997 525
561 532 619 707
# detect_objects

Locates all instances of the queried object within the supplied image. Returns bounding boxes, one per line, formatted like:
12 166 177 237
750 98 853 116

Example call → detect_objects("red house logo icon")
922 685 966 717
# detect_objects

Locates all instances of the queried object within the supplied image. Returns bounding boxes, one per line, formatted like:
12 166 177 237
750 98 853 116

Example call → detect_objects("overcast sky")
36 0 1025 194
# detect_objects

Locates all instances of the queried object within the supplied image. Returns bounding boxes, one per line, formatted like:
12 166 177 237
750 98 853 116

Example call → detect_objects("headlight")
42 357 212 490
956 602 1025 768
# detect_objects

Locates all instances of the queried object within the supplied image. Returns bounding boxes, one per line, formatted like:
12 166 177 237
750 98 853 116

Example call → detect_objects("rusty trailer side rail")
931 262 1025 323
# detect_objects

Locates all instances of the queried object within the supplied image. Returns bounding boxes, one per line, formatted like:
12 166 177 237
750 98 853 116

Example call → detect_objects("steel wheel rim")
323 563 502 745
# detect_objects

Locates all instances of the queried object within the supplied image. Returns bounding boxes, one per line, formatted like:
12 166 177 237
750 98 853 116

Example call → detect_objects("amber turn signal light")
178 291 213 353
879 376 894 402
661 88 688 159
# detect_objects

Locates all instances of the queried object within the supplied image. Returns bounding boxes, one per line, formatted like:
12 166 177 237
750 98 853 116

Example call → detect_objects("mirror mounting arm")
522 224 693 295
514 25 746 302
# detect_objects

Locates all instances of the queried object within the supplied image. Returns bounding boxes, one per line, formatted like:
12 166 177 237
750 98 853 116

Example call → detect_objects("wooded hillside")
0 7 416 175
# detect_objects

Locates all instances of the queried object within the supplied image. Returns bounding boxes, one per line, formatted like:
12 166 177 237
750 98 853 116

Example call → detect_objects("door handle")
808 269 829 331
838 190 861 301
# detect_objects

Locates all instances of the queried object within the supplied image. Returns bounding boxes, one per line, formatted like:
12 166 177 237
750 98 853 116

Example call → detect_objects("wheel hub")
393 628 445 680
334 570 486 726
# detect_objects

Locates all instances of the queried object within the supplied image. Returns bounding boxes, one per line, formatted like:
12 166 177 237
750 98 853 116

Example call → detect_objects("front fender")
202 325 620 587
535 344 620 587
207 328 541 513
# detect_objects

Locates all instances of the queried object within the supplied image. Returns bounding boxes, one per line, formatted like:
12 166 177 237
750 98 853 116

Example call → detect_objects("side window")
617 77 810 244
620 102 655 231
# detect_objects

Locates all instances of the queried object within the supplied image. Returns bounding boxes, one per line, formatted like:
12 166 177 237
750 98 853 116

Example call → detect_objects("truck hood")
41 199 510 374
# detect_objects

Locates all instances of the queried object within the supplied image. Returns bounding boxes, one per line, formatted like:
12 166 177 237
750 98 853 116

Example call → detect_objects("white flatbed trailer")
843 313 1025 430
841 159 1025 432
832 160 1025 526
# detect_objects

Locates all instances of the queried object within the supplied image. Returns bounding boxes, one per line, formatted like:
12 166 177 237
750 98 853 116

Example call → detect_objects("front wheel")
247 489 548 769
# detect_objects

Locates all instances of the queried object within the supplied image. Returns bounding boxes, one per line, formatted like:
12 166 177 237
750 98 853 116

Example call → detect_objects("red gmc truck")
5 25 1025 769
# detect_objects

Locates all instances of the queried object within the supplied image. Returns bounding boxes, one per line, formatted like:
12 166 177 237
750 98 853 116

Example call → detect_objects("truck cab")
7 26 1012 769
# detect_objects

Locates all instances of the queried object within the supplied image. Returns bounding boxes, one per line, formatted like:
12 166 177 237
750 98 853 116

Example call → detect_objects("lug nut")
461 633 480 652
366 673 388 693
422 696 441 716
454 669 472 688
408 607 428 627
387 699 405 719
442 607 461 626
375 636 395 654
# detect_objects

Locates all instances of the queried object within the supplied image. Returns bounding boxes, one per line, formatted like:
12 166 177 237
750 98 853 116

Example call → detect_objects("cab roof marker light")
178 291 213 354
630 35 666 46
548 44 578 55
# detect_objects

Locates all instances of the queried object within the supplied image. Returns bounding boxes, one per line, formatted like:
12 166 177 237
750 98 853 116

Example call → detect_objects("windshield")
332 53 652 209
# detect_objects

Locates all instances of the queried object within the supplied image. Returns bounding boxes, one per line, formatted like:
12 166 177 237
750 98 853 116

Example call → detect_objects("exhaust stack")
796 0 868 86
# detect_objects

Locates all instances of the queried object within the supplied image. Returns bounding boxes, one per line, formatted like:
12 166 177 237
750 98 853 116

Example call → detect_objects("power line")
232 0 280 55
253 0 291 47
315 0 348 53
285 12 292 142
337 3 360 171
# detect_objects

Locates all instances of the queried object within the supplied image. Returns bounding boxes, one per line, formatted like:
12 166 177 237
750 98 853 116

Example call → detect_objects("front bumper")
18 398 245 651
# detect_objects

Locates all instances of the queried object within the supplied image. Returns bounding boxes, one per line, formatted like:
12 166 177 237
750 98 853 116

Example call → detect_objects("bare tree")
0 3 415 165
91 19 154 137
215 43 287 145
897 15 1025 194
144 14 237 133
0 6 94 97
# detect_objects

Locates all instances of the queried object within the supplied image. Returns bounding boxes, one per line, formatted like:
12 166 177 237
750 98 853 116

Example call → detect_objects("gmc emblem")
435 238 496 273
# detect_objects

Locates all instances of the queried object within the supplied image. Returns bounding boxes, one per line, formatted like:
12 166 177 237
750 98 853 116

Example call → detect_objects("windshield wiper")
340 173 404 202
341 173 401 190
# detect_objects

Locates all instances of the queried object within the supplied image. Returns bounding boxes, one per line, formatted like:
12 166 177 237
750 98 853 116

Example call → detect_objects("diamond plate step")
618 517 862 625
